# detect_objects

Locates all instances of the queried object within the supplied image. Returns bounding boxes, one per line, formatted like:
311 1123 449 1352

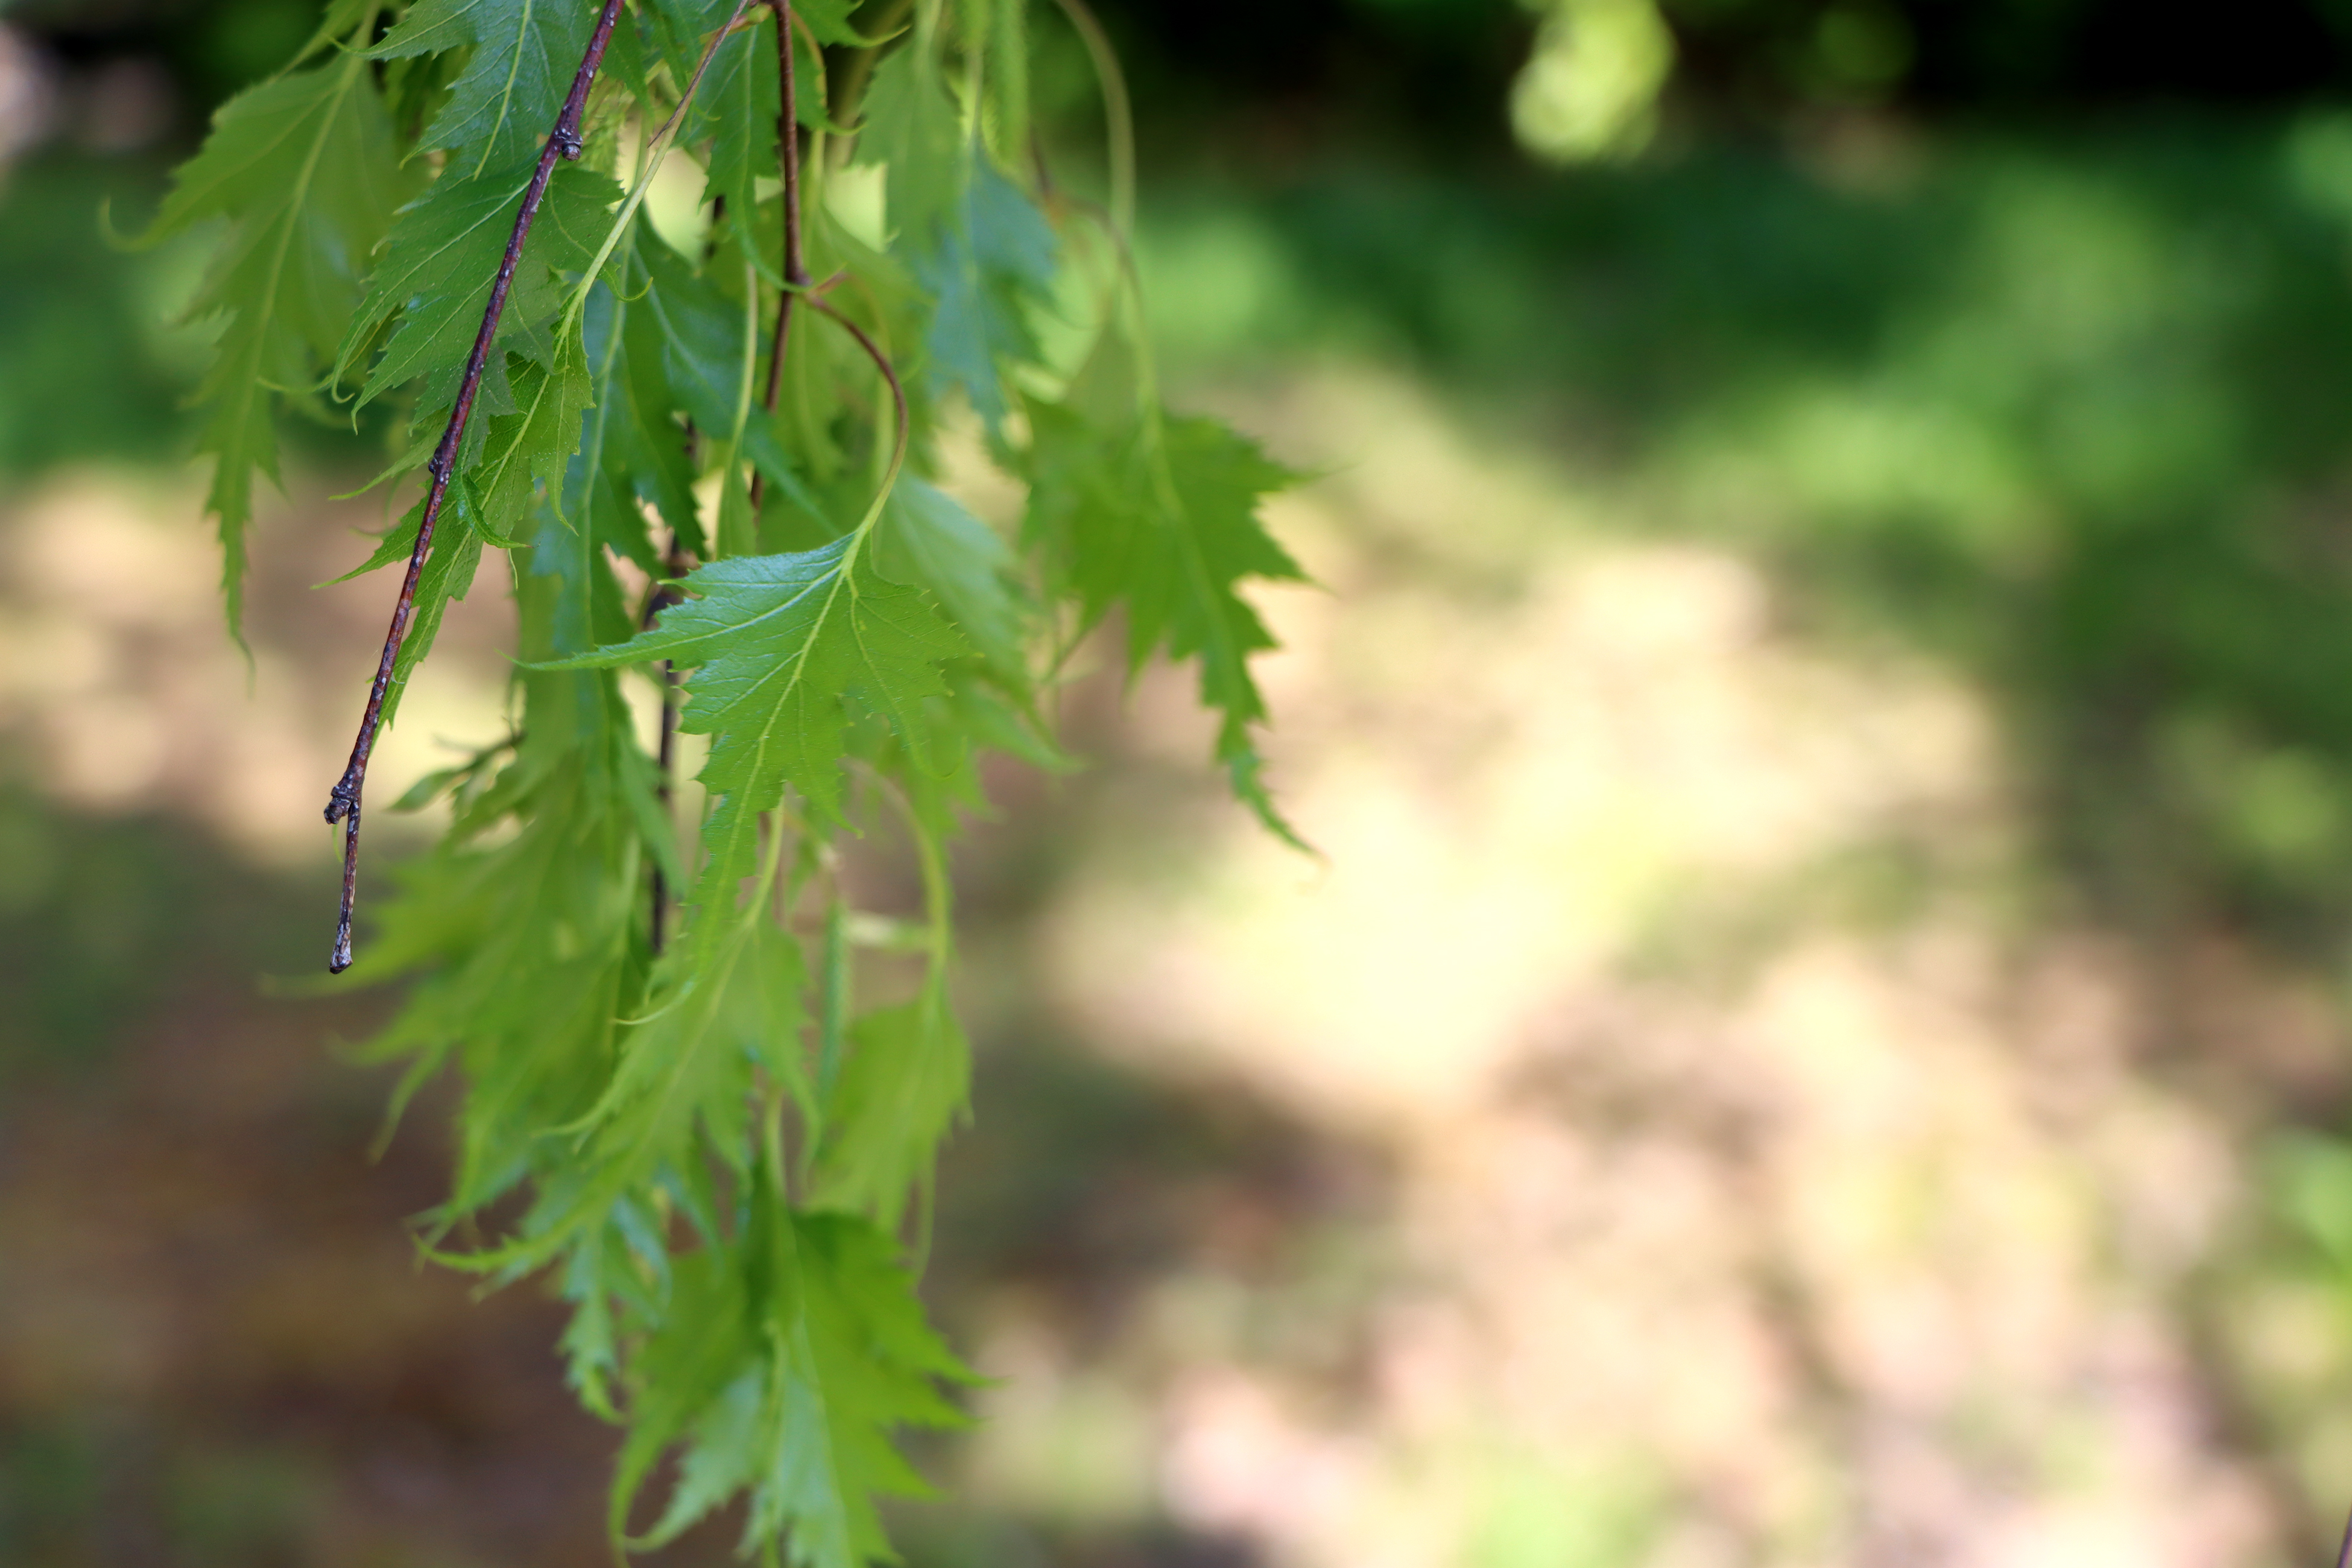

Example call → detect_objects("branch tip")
319 0 629 973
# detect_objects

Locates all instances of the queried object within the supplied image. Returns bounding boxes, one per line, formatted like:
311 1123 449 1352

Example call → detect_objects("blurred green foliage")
0 162 186 476
4 0 327 115
1134 119 2352 950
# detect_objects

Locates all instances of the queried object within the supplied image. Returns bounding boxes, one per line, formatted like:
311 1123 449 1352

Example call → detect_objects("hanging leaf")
853 39 963 241
811 992 970 1231
137 45 410 640
551 539 972 907
915 156 1057 425
879 475 1028 684
689 6 785 280
370 0 599 172
335 157 618 416
162 1 1303 1560
1026 395 1309 841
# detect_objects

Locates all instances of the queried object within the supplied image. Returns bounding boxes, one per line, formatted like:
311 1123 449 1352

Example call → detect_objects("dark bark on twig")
772 0 809 358
647 666 681 954
645 533 689 956
323 0 628 974
646 404 700 956
810 296 909 476
748 0 806 517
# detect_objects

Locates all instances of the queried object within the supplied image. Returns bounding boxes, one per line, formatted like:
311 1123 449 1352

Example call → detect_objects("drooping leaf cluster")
148 0 1300 1560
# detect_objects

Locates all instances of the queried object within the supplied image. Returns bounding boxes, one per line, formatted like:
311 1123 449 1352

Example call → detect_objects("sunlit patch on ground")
0 469 514 866
940 366 2340 1568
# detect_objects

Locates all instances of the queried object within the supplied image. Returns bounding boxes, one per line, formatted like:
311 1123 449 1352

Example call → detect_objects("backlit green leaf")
1025 396 1308 841
142 48 408 640
553 538 970 918
337 156 617 416
371 0 598 172
811 993 969 1230
915 156 1056 423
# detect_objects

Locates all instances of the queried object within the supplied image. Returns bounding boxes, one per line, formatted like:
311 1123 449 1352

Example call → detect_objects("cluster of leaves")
142 0 1301 1560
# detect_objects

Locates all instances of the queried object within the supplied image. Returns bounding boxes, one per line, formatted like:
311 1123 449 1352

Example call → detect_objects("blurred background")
19 1 2352 1564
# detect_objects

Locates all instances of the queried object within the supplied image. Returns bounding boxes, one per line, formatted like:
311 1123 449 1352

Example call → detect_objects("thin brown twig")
809 295 908 480
773 0 809 320
646 411 697 955
324 0 629 975
747 0 806 516
733 2 801 974
2334 1504 2352 1568
645 547 687 956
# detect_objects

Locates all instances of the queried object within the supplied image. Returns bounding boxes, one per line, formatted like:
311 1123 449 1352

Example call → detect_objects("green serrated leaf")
643 0 737 78
646 1369 765 1542
811 991 969 1231
612 1249 759 1543
727 921 815 1120
852 40 961 241
1025 397 1307 843
795 0 870 46
915 156 1055 423
141 49 409 640
477 326 593 542
574 944 763 1189
602 8 658 106
636 233 808 498
542 262 695 654
382 476 492 730
747 1210 972 1564
338 157 618 416
552 539 970 923
628 1206 970 1567
355 671 654 1216
877 476 1026 683
371 0 598 172
689 7 784 283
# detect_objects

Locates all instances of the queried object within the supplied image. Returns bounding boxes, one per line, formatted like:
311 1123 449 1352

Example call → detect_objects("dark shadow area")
0 780 1317 1566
